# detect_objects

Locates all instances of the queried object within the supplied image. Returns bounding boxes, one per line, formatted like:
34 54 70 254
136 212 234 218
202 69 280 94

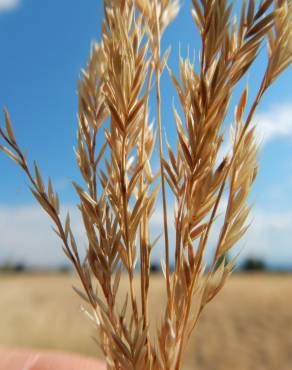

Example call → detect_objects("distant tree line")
149 256 268 274
0 257 277 273
0 260 72 273
241 257 266 272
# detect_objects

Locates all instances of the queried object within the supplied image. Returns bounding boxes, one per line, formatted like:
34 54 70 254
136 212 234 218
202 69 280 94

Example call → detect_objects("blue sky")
0 0 292 268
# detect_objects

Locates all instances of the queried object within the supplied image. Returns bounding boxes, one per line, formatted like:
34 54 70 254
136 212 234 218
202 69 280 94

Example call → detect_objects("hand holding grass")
0 348 105 370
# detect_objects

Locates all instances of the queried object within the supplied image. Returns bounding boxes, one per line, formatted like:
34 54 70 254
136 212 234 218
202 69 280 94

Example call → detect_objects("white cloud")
0 0 20 11
217 102 292 164
149 202 292 268
1 202 292 269
239 208 292 266
0 204 85 268
255 103 292 144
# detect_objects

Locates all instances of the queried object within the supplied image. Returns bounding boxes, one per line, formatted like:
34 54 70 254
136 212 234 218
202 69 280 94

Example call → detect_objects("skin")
0 348 106 370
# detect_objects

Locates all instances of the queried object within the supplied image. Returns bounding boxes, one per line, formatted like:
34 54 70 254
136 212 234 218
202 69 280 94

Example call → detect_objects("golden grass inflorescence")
1 1 292 369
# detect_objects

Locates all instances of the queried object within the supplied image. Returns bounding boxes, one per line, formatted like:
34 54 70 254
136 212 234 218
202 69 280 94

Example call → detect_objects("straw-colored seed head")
1 1 292 369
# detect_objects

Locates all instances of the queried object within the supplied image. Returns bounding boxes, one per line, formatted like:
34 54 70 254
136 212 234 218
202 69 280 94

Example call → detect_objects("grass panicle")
1 1 292 369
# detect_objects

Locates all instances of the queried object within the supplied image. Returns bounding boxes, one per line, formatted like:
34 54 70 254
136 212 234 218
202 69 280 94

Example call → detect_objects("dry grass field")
0 273 291 370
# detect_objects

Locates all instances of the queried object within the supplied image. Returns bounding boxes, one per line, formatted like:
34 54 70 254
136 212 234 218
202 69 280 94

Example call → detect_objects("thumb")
0 348 106 370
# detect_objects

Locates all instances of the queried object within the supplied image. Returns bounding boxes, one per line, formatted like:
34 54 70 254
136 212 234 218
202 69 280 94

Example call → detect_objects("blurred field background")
0 272 291 370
